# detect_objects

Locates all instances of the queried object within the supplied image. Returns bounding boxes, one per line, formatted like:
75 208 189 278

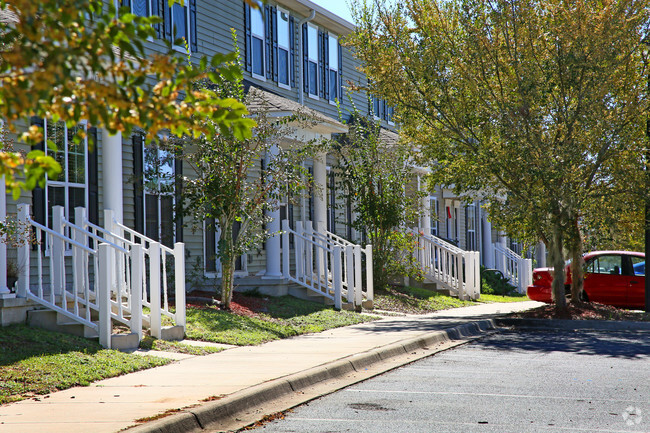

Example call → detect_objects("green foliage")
349 0 650 308
0 325 170 404
328 110 424 288
0 0 252 195
181 34 312 309
138 337 223 355
480 267 519 296
373 285 475 314
183 297 377 346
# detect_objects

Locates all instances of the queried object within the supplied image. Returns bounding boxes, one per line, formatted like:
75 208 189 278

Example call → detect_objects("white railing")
493 244 532 294
15 204 185 348
281 220 373 309
410 229 480 300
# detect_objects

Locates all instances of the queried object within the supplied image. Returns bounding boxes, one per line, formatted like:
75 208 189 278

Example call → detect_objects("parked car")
527 251 646 309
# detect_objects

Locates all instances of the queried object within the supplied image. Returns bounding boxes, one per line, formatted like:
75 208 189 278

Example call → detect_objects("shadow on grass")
0 324 101 367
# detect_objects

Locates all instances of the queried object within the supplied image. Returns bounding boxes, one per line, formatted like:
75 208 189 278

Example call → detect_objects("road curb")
125 319 497 433
495 317 650 332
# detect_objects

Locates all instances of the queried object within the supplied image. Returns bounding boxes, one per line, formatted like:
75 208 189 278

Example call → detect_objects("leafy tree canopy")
0 0 255 197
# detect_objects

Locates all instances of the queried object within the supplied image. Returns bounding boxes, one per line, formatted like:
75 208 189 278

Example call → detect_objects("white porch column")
102 129 123 223
482 214 494 268
313 151 327 234
418 176 431 234
536 242 547 268
0 175 13 298
264 145 282 278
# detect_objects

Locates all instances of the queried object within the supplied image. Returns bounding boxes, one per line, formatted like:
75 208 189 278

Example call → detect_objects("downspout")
298 9 316 105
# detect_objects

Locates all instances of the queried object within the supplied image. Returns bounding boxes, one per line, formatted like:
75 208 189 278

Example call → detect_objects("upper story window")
250 7 265 77
370 95 395 125
277 8 291 87
303 24 343 101
327 34 340 102
306 23 319 97
120 0 197 52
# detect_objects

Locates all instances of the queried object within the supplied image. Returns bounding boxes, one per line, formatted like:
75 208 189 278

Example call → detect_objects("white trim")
307 22 319 98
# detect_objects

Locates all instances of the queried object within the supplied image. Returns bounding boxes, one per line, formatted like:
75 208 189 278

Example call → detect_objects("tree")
328 110 423 289
0 0 254 198
181 48 311 309
348 0 649 311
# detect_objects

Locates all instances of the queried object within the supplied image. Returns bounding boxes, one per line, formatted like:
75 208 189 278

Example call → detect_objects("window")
277 9 291 87
372 96 382 119
131 0 150 17
466 204 476 251
170 1 190 46
430 197 438 236
307 24 318 97
250 7 265 77
204 219 246 275
121 0 196 51
143 141 175 248
630 256 645 276
328 34 338 102
586 255 623 275
387 106 395 124
45 120 88 228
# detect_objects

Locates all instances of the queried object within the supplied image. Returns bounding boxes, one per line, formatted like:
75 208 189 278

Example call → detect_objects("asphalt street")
243 329 650 433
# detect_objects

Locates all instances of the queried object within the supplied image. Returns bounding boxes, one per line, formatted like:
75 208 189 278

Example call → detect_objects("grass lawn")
0 325 170 405
479 293 530 303
183 294 378 346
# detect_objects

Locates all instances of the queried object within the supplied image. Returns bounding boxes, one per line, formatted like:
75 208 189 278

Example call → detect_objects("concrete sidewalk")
0 301 541 433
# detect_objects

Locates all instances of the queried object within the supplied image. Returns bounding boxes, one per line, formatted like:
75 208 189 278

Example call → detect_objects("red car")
527 251 646 309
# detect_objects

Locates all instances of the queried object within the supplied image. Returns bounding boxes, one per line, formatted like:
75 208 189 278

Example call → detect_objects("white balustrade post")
332 245 342 310
16 204 30 298
295 221 304 280
102 130 123 223
282 220 290 278
365 245 373 302
473 251 481 299
0 175 9 298
313 152 327 234
149 242 162 338
354 245 362 306
98 243 112 349
51 206 65 298
74 207 87 295
345 245 354 304
131 244 144 340
174 242 186 328
305 221 313 280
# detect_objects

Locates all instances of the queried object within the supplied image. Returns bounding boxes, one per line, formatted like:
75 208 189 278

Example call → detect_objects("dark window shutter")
271 7 278 83
162 0 172 42
30 117 46 227
88 127 99 225
338 43 343 102
289 16 295 87
174 152 183 242
317 30 324 98
132 134 144 235
382 98 387 120
323 32 330 100
302 24 308 93
264 5 272 79
244 3 252 72
189 0 197 52
151 0 161 38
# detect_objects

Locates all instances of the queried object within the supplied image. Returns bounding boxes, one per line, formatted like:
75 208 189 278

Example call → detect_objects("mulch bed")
511 302 650 322
185 290 269 318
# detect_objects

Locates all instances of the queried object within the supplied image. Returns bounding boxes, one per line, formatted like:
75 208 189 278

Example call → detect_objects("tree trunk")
219 223 235 310
549 225 567 312
568 218 585 303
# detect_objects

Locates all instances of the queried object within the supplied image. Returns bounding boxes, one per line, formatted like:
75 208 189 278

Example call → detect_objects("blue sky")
310 0 355 24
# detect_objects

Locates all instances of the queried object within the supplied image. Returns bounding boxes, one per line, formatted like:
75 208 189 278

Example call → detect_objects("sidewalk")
0 301 541 433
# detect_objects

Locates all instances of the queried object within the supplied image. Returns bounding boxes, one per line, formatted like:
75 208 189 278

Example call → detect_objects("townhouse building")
0 0 533 346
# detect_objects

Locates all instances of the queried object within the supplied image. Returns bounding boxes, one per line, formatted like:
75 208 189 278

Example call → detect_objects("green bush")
481 266 518 296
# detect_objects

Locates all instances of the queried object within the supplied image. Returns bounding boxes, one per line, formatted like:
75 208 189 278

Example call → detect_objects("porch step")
27 309 98 339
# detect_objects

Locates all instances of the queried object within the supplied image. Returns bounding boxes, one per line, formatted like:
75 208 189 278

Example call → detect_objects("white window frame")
250 6 266 80
307 23 319 99
277 7 291 89
327 33 338 104
44 119 89 254
203 221 249 278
